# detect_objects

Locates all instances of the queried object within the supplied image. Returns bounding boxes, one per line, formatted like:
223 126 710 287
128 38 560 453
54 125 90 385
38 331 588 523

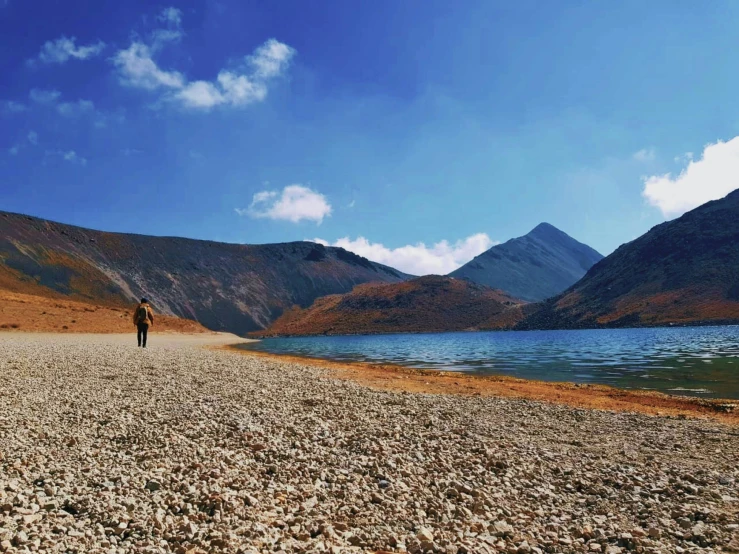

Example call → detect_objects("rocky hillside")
450 223 603 302
518 190 739 329
256 275 534 337
0 211 407 335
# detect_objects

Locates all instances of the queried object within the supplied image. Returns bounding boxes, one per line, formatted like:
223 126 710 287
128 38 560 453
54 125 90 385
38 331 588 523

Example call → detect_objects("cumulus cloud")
310 234 497 276
248 39 296 79
642 137 739 218
633 148 655 162
113 42 185 90
29 88 61 104
113 26 295 110
33 36 105 64
239 185 332 224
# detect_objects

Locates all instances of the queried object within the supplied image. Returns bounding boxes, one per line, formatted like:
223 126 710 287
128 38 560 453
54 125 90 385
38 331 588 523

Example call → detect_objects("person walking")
133 298 154 348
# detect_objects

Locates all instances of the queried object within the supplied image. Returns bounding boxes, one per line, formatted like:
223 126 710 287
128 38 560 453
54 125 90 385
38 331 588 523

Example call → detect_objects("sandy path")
1 333 737 553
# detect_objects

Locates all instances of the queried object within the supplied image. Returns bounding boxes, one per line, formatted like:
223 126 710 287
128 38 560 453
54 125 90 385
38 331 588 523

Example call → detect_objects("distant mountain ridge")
256 275 534 337
518 190 739 329
450 223 603 302
0 211 407 335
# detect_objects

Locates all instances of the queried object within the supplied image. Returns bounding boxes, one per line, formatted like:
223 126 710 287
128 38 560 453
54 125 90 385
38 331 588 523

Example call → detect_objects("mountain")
256 275 534 337
0 211 407 335
518 190 739 329
450 223 603 302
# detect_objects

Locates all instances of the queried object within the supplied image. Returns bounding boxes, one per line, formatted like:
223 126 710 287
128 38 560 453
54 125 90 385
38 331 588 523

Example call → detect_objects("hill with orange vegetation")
0 211 407 335
518 189 739 329
255 275 534 337
0 290 209 334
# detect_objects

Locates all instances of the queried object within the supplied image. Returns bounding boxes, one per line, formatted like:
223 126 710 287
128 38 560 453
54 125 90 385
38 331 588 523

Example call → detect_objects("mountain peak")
528 222 566 239
449 224 603 302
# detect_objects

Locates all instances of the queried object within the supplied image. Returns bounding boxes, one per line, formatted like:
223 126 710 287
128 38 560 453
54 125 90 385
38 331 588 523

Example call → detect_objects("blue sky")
3 0 739 275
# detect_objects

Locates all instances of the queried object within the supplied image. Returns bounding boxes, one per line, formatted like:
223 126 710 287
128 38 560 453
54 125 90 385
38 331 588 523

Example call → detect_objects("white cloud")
113 30 294 110
57 99 95 117
27 131 38 145
157 6 182 27
8 146 19 156
633 148 655 162
29 88 61 104
46 150 87 166
248 38 296 79
62 150 87 165
310 234 497 276
113 42 185 90
34 36 105 64
643 137 739 218
152 7 184 47
2 100 27 114
240 185 332 224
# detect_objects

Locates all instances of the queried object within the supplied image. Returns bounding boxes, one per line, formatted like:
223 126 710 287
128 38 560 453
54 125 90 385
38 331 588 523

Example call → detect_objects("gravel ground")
0 333 738 554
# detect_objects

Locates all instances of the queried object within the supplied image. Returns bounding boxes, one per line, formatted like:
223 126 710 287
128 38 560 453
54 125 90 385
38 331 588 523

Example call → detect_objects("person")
133 298 154 348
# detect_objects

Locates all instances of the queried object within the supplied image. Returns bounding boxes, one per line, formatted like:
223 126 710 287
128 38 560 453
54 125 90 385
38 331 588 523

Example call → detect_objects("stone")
145 480 161 491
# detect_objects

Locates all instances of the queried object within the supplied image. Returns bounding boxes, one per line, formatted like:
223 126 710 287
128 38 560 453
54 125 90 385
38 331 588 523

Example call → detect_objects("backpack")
136 305 149 324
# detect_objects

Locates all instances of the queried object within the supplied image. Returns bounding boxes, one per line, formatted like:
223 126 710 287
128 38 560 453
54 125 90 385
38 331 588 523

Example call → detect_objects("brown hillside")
0 211 407 335
255 275 533 337
0 290 209 334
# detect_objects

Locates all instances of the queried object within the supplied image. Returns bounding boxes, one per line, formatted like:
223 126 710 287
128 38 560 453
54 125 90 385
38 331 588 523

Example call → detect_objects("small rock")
145 480 161 492
417 527 434 542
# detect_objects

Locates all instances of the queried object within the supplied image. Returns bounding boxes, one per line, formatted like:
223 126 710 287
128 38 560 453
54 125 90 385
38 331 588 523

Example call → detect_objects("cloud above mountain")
238 185 332 224
643 137 739 218
311 234 497 275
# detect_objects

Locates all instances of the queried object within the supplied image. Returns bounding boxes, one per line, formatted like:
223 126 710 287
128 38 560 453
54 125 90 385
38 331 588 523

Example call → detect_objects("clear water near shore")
239 326 739 399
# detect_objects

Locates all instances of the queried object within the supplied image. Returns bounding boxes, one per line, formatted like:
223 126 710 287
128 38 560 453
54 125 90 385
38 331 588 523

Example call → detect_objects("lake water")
239 326 739 399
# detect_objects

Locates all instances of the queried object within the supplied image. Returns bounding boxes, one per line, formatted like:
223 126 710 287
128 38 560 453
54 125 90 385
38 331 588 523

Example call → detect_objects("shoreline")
250 320 739 339
227 344 739 424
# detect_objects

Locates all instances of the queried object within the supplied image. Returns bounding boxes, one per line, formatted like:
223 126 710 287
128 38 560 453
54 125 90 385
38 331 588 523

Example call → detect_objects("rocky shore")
1 333 737 553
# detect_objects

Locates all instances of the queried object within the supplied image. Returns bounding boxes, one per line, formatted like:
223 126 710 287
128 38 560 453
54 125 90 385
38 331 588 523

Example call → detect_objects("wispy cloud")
29 88 61 104
238 185 332 224
1 100 27 115
8 146 19 156
28 89 116 125
310 234 497 275
113 8 296 112
27 131 38 145
632 148 655 163
643 137 739 218
45 149 87 166
57 99 95 117
31 36 106 65
152 7 184 48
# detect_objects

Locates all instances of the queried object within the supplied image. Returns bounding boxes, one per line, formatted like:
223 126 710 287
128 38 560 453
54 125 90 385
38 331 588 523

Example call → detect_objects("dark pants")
137 323 149 347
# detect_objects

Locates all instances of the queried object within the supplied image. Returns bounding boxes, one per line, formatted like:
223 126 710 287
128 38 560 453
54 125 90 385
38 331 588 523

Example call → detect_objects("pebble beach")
1 333 737 553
